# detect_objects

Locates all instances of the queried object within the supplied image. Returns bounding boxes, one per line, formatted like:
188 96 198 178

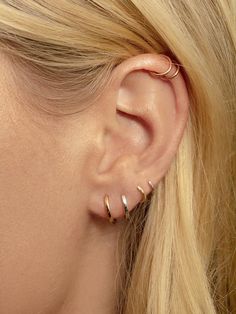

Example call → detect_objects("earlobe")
87 54 189 224
103 180 155 224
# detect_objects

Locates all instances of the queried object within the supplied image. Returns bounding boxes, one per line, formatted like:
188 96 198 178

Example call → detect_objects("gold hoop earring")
149 55 180 80
121 194 130 220
137 185 147 202
149 55 173 78
162 62 180 80
104 194 117 224
148 180 155 191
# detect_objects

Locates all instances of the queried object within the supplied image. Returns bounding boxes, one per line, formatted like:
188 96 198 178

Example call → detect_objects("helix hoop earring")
169 61 180 78
150 55 173 78
121 194 130 220
137 185 147 202
104 194 117 224
161 61 180 80
150 55 180 80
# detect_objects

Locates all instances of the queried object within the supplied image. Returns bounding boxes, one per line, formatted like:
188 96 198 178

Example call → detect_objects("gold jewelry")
121 194 130 220
162 62 180 80
104 179 156 224
148 180 155 191
137 185 147 202
150 55 173 78
104 194 117 224
168 62 180 79
150 55 180 80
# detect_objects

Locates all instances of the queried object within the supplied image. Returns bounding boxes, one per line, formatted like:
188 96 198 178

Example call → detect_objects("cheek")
0 212 73 314
0 131 83 314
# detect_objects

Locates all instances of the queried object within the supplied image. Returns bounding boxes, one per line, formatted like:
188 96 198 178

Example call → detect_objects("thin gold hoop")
104 194 117 224
137 185 147 202
121 195 130 220
150 55 173 78
162 62 180 80
148 180 155 191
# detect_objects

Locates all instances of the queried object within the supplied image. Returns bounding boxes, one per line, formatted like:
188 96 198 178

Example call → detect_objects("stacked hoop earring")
104 180 155 224
149 55 180 80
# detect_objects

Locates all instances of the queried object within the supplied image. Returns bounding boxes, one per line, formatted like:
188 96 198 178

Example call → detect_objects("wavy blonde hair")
0 1 235 313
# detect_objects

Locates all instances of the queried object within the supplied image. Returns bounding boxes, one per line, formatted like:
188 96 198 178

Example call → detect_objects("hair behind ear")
117 118 219 313
0 1 235 313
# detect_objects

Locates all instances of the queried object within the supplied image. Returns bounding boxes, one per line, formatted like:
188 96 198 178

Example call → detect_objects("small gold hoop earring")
149 55 173 78
104 194 117 224
148 180 155 191
162 62 180 80
137 185 147 202
121 195 130 220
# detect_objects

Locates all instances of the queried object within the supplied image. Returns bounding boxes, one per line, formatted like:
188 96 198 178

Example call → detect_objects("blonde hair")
0 1 235 313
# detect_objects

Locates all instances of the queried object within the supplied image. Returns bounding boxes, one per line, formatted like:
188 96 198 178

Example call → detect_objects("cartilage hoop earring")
149 56 181 81
121 195 130 220
104 194 117 224
162 62 180 80
149 55 173 78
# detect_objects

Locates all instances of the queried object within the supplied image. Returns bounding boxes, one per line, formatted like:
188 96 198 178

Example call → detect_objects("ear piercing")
104 194 117 224
103 180 155 224
121 195 130 220
150 55 180 80
137 185 147 203
148 180 154 190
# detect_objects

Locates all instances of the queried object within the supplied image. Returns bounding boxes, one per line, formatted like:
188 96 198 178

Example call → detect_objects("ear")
87 53 189 223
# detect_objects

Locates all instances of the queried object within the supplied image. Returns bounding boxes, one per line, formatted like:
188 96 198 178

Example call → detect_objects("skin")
0 51 189 314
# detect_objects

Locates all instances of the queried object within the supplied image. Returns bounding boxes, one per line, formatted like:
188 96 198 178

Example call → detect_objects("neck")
58 217 122 314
